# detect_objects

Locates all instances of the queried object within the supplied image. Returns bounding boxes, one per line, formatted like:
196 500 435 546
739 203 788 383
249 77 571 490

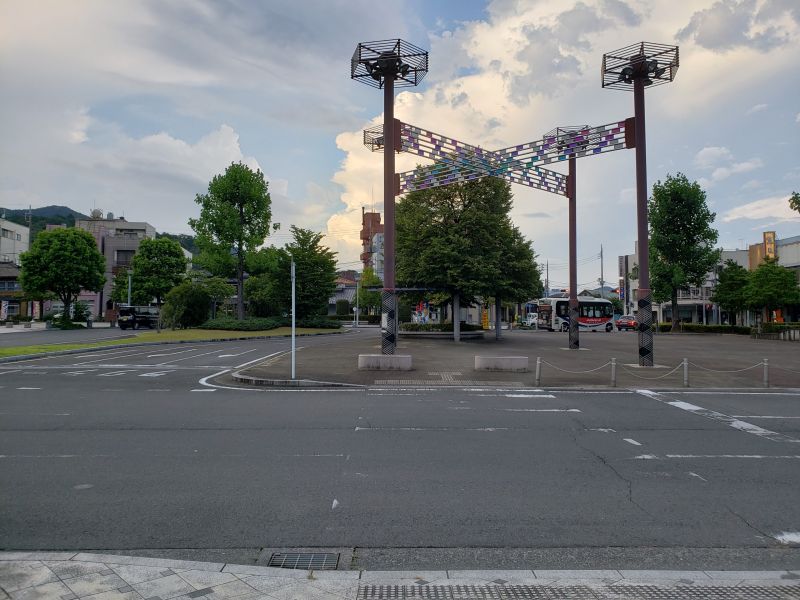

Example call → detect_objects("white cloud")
796 112 800 123
745 103 768 115
722 195 798 222
694 147 763 186
694 146 733 168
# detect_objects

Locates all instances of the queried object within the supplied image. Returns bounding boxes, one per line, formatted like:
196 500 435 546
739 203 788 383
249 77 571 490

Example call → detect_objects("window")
1 228 10 238
116 250 135 266
16 234 21 241
556 301 569 317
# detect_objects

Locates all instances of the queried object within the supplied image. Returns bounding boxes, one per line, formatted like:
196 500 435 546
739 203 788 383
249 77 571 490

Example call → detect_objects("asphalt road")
0 327 137 348
1 337 799 570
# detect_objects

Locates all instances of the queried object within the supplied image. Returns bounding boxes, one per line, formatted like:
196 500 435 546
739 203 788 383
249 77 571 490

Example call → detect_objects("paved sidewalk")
2 553 799 599
234 328 800 388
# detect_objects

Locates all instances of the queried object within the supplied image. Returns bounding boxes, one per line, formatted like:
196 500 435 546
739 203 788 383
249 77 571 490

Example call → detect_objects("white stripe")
190 389 216 392
16 387 41 390
623 438 642 446
502 408 580 412
0 370 21 376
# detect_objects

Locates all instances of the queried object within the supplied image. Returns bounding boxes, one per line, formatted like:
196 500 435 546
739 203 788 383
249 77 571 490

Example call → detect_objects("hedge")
198 316 341 331
761 321 800 333
399 322 482 332
656 322 751 334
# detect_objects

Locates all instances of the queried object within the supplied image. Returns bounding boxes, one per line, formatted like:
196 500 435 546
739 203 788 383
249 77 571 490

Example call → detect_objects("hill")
0 205 89 241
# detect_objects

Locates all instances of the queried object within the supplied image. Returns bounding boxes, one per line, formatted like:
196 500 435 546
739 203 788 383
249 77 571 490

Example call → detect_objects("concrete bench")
358 354 413 371
475 355 529 372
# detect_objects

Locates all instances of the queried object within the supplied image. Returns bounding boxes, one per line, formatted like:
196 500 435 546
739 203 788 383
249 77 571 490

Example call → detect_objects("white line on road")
158 347 241 365
0 370 21 376
0 412 70 416
74 350 154 365
635 454 800 460
64 370 98 376
354 426 510 432
16 387 41 390
623 438 642 446
98 371 136 377
664 391 800 396
589 428 616 433
139 371 175 378
147 347 199 357
0 454 114 459
219 349 258 358
190 389 216 392
636 389 800 444
731 415 800 419
502 408 580 412
688 471 708 482
504 394 557 398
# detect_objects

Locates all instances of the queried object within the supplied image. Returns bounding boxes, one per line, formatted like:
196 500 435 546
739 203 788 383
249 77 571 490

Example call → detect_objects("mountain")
0 205 89 241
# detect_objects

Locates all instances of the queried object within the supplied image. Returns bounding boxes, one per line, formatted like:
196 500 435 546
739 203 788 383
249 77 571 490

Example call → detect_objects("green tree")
190 162 272 319
19 228 105 323
396 175 540 338
790 191 800 215
745 257 800 322
244 246 289 317
710 260 750 325
609 296 623 315
160 281 211 329
199 276 234 319
648 173 721 331
130 238 187 306
359 267 383 315
110 270 150 306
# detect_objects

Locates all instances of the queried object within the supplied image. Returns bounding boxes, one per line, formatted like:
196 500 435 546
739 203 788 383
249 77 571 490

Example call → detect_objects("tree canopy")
710 260 750 325
130 237 187 306
190 162 272 319
648 173 720 330
358 267 383 315
396 176 541 306
790 191 800 216
111 270 150 306
19 228 105 321
745 257 800 320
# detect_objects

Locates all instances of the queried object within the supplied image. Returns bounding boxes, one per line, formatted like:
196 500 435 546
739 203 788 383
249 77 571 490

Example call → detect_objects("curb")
231 369 363 388
0 330 346 364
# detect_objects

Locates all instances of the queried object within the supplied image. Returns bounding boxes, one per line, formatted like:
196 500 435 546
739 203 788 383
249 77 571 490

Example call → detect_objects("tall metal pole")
600 244 605 298
127 270 132 306
291 259 296 380
633 78 654 366
381 74 398 355
568 157 579 350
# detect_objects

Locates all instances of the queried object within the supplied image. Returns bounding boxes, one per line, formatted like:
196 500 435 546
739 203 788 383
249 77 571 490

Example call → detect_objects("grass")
0 327 341 358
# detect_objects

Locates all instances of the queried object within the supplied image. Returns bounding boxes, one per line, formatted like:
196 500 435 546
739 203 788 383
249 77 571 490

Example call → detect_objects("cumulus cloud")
695 146 733 168
677 0 798 52
694 146 763 186
722 195 799 222
745 103 768 114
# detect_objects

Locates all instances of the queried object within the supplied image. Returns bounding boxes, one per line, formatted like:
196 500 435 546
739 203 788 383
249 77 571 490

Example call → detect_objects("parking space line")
98 370 136 377
623 438 642 446
0 370 21 376
158 347 240 365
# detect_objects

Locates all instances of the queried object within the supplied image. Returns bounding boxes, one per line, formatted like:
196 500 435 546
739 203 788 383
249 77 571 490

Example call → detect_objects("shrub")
400 322 482 332
335 299 351 316
52 321 86 330
161 282 211 329
198 316 340 331
761 321 800 333
72 301 91 322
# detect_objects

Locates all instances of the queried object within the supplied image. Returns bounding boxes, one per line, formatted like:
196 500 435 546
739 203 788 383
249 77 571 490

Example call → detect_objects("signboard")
481 307 489 330
764 231 776 259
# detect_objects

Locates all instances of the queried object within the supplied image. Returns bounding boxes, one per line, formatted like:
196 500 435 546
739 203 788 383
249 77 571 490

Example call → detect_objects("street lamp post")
351 39 428 355
602 42 679 366
127 269 133 306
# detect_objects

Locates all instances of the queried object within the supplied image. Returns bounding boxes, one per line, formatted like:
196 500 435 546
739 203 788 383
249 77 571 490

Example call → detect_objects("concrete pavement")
2 553 799 599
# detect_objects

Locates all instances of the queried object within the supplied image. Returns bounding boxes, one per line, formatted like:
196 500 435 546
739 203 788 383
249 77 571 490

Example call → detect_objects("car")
616 314 637 331
118 306 159 330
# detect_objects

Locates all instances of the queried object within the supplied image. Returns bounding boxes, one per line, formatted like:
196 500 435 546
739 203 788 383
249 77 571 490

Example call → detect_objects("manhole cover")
267 552 339 570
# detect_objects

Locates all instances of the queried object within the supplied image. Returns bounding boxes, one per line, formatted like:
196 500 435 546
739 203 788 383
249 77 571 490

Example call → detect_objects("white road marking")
16 387 41 390
158 347 240 365
775 531 800 544
504 394 556 398
0 412 70 416
73 484 94 490
731 415 800 419
623 438 642 446
637 389 800 444
502 408 580 412
219 349 258 358
74 350 153 365
139 371 175 378
147 348 199 357
146 389 171 392
98 370 136 377
354 426 509 431
688 472 708 482
647 454 800 459
190 389 216 392
0 454 114 459
0 370 21 376
589 428 616 433
64 370 98 376
665 391 800 396
632 454 659 460
331 499 340 510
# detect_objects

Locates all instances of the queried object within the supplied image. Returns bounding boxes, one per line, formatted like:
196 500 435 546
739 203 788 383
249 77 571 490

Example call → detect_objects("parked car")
118 306 159 330
616 314 637 331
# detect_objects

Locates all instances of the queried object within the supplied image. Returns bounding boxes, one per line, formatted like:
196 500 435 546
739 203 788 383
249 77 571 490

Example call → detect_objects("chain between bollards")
683 357 689 388
535 356 542 387
763 357 769 388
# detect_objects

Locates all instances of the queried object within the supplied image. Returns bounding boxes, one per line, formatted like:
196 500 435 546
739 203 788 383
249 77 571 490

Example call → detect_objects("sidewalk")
2 552 798 599
234 328 800 388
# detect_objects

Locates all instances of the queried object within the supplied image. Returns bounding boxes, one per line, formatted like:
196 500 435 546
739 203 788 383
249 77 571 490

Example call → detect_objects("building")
0 217 30 265
0 262 28 320
73 214 157 317
618 231 800 325
360 209 384 280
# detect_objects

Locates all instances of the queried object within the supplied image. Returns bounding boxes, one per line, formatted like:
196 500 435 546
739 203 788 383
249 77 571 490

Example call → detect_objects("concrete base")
358 354 413 371
475 355 529 372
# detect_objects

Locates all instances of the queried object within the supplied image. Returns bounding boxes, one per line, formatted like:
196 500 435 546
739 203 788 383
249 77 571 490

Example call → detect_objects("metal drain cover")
267 552 339 570
357 584 800 599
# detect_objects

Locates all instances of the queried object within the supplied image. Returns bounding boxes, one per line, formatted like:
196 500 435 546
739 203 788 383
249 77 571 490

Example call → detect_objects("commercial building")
0 217 30 265
360 209 384 281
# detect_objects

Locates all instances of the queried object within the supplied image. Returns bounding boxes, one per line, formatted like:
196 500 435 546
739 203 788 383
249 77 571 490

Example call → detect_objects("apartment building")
0 217 30 265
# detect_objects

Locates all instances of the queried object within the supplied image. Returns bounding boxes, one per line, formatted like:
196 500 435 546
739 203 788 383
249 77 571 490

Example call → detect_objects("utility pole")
545 261 549 297
291 258 296 380
600 244 605 298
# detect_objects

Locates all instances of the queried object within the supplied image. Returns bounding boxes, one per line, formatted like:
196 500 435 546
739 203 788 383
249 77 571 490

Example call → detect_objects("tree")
244 246 289 317
200 276 234 319
190 162 272 319
110 270 150 306
19 228 105 323
648 173 721 331
396 175 540 339
711 260 750 325
130 238 187 306
744 257 800 322
359 267 383 315
160 281 211 329
790 191 800 216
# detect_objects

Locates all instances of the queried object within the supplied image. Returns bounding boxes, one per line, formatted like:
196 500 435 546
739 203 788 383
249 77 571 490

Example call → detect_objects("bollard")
611 357 617 387
683 358 689 388
535 357 542 387
763 358 769 388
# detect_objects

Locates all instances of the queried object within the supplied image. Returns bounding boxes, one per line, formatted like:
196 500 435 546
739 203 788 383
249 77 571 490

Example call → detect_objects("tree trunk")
670 290 679 332
453 293 460 343
495 296 502 340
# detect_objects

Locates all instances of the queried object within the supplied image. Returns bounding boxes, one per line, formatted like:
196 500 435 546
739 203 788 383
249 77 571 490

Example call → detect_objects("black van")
118 306 159 330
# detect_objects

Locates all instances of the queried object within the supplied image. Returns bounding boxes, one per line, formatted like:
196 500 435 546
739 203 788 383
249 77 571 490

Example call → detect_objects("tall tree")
790 191 800 215
19 228 105 322
110 270 150 306
710 260 750 325
130 238 187 306
190 162 272 319
745 257 800 322
648 173 721 331
396 175 540 339
358 267 383 315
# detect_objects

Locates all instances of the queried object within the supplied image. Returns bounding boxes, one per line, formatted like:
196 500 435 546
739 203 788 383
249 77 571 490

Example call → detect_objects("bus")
537 297 614 332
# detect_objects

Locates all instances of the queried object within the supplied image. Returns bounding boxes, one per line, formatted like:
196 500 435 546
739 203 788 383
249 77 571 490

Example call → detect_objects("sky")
1 0 798 291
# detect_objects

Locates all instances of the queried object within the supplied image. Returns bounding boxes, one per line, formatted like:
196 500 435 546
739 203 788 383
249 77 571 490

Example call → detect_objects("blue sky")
1 0 798 289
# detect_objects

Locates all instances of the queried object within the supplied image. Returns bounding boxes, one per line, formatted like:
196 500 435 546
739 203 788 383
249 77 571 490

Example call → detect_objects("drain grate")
357 584 800 599
267 552 339 570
